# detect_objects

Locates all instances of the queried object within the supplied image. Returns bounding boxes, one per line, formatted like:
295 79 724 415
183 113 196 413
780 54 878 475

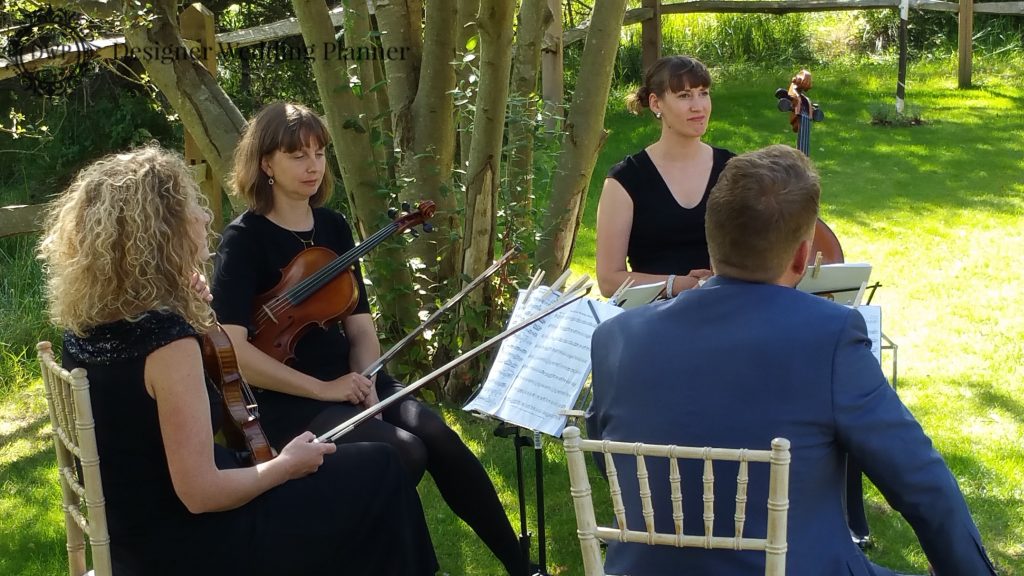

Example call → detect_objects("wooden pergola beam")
0 6 346 82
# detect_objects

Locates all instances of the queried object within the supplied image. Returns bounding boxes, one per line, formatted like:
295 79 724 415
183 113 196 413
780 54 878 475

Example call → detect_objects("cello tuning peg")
774 88 789 100
401 202 411 213
422 222 434 234
812 106 825 122
388 208 398 219
777 99 793 112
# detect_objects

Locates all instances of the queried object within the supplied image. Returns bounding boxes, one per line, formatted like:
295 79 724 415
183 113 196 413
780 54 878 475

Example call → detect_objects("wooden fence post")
958 0 973 88
179 3 224 231
542 0 564 131
641 0 662 74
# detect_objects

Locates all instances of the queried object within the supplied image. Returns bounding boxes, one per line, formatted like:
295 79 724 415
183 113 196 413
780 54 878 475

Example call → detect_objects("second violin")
250 201 436 364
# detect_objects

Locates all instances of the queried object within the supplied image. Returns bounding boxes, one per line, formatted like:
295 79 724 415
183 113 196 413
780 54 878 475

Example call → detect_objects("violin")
775 70 844 265
201 323 274 465
250 201 436 364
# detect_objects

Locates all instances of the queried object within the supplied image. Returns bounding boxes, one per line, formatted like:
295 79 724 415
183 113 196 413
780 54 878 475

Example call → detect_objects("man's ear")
790 238 812 277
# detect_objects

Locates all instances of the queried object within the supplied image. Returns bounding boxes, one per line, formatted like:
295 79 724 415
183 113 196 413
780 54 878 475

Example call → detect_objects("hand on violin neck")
325 372 374 405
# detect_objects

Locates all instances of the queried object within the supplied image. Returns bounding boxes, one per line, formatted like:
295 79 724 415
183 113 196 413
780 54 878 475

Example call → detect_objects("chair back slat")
38 341 113 576
635 453 655 540
562 426 790 576
603 449 627 537
735 455 750 548
669 457 683 539
702 453 715 548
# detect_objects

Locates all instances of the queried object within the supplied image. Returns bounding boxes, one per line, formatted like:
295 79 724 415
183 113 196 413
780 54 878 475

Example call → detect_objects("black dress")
63 310 437 576
607 146 735 274
211 208 526 576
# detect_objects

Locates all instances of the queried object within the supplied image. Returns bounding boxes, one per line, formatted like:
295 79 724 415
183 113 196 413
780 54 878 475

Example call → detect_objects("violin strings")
253 221 399 325
254 224 394 323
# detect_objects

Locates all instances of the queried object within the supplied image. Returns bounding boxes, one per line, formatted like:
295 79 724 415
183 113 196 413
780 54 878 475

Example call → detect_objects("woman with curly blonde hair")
39 145 437 576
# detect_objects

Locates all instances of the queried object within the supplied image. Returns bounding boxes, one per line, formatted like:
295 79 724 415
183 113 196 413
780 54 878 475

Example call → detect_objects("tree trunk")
408 0 461 295
370 0 417 186
122 0 246 211
506 0 551 283
292 0 416 342
445 0 515 401
373 0 423 157
535 0 626 279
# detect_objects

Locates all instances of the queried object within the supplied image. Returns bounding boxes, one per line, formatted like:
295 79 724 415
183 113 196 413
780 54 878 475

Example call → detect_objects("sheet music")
465 290 622 436
852 305 882 364
463 287 556 414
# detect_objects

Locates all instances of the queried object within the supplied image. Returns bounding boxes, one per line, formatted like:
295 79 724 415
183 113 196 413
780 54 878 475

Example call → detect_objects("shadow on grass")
861 376 1023 574
0 416 66 576
970 380 1024 427
441 407 595 575
0 413 47 451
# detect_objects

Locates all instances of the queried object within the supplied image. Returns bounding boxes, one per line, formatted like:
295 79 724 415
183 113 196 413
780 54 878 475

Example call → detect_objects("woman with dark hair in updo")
595 55 736 299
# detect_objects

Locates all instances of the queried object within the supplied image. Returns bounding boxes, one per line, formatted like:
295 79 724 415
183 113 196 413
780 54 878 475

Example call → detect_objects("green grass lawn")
2 55 1023 575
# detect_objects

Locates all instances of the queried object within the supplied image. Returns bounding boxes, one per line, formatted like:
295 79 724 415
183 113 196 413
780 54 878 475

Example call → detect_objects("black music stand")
493 422 551 576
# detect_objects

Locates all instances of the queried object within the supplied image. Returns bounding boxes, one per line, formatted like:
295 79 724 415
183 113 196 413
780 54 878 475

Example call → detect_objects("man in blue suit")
587 145 996 576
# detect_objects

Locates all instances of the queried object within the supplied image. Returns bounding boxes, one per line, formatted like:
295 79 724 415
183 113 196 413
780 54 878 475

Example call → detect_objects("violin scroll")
388 201 437 237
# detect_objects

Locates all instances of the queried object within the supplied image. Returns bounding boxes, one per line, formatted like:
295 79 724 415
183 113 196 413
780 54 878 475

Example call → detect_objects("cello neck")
798 113 812 157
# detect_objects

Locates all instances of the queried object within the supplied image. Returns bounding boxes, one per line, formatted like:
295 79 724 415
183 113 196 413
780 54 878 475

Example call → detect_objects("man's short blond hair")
706 145 820 282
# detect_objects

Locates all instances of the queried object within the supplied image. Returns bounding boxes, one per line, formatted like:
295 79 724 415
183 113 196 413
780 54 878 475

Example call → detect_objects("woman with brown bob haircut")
39 144 437 575
596 55 736 299
211 102 529 576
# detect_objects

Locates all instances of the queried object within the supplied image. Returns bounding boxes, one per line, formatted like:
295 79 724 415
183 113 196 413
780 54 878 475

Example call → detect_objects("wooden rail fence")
3 0 1022 238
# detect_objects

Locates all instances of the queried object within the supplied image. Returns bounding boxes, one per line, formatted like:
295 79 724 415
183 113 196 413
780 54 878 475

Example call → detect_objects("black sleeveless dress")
607 146 735 275
63 310 437 576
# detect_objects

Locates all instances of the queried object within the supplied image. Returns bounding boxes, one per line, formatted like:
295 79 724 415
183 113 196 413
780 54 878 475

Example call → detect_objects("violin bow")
317 283 593 443
361 246 521 379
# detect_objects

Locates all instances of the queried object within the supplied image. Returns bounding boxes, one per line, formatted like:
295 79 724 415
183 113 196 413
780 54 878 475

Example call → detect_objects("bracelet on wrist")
665 274 677 298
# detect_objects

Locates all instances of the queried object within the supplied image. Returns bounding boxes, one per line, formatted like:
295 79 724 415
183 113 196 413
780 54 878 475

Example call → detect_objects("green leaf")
465 36 478 51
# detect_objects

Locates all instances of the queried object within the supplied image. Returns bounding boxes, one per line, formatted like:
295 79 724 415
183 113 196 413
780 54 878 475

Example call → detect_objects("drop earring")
268 176 275 186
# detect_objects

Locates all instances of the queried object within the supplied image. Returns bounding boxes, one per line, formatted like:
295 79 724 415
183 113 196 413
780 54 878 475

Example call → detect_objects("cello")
778 72 875 546
250 201 436 364
775 70 844 265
